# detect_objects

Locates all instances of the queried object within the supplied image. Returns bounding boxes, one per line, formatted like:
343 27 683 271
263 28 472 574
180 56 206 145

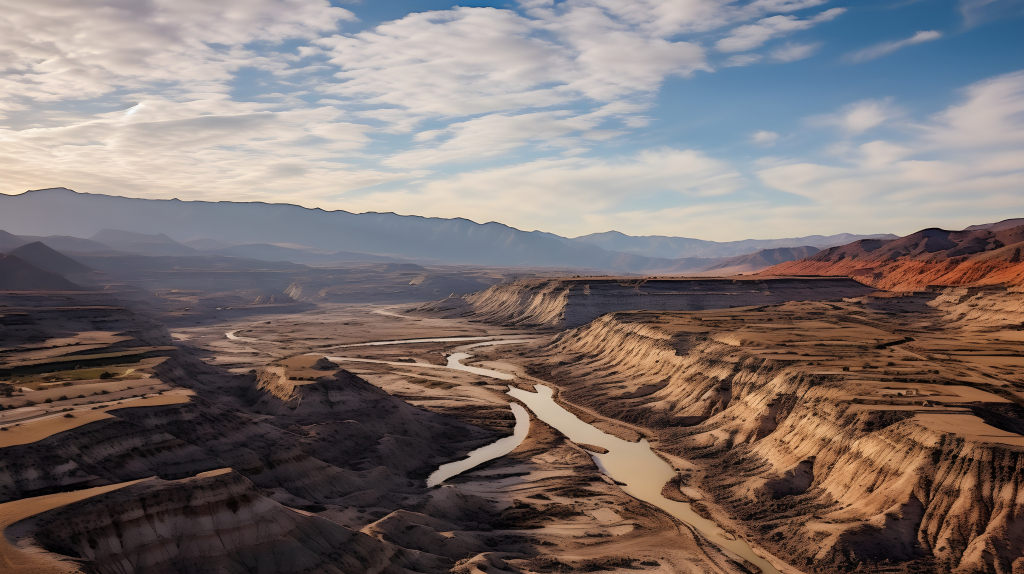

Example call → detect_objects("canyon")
2 219 1024 574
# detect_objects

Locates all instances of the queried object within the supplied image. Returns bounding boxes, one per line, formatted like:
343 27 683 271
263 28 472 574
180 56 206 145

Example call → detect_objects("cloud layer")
0 0 1020 240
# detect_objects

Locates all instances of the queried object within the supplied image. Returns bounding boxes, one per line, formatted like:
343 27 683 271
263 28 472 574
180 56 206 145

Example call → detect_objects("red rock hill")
762 222 1024 291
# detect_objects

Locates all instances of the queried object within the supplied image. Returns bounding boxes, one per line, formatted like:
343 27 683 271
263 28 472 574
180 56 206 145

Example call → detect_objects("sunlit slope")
764 223 1024 290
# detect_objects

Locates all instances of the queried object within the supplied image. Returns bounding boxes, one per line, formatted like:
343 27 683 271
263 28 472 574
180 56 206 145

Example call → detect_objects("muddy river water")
320 338 783 573
507 384 781 574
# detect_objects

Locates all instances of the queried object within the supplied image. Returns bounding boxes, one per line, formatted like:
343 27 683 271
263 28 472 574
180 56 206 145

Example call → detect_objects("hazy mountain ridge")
573 230 896 258
8 242 92 274
700 246 822 274
0 189 894 273
0 254 83 291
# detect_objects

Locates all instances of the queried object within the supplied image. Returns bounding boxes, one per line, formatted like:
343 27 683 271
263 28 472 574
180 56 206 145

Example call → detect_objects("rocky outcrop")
12 469 440 574
416 277 875 329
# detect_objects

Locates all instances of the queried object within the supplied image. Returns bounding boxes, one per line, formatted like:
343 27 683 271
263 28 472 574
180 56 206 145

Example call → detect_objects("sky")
0 0 1022 240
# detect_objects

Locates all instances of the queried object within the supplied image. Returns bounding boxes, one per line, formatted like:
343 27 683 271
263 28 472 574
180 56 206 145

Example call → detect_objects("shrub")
99 372 115 379
44 398 52 403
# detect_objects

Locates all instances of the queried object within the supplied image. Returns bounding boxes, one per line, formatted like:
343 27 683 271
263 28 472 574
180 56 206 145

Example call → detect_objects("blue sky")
1 0 1022 240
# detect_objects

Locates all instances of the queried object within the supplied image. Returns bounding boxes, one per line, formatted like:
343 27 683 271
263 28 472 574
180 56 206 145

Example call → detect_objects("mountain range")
0 188 891 273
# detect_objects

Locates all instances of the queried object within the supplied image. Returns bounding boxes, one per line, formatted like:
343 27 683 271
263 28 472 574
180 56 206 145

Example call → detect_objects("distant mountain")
204 243 395 264
963 218 1024 232
0 230 23 252
0 254 83 290
183 238 234 250
764 225 1024 290
17 235 118 253
701 246 821 274
572 230 897 259
91 229 199 256
0 188 894 272
8 242 92 274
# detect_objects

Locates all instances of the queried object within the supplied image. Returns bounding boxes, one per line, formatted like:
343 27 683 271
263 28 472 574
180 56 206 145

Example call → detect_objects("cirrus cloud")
844 30 943 63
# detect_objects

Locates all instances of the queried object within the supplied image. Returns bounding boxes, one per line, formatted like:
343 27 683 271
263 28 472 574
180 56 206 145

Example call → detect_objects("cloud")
959 0 1024 28
723 54 764 67
8 0 978 240
524 0 831 37
715 8 845 53
316 5 708 125
769 41 821 62
344 148 745 234
922 70 1024 149
844 30 942 63
751 130 780 145
756 70 1024 230
807 98 901 134
382 110 613 168
0 0 354 115
0 96 415 205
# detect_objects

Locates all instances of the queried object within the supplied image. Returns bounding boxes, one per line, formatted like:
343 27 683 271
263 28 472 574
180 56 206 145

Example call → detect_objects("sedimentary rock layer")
12 469 431 574
526 294 1024 573
415 277 876 329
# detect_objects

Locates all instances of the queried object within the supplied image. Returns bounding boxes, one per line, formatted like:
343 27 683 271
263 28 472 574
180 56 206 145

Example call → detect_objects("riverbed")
321 337 784 574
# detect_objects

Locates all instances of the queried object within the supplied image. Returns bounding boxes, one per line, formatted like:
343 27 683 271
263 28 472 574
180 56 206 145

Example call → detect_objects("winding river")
426 403 531 487
320 337 784 574
507 384 781 574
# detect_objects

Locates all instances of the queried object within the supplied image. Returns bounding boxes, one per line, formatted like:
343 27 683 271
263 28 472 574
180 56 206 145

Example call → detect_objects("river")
319 337 784 574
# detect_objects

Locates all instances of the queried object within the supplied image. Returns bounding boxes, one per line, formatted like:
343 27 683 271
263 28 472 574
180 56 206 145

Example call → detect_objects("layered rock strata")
415 277 875 329
11 469 435 574
524 295 1024 573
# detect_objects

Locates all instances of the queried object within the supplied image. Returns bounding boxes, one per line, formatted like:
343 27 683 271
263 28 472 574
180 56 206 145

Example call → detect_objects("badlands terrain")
2 219 1024 574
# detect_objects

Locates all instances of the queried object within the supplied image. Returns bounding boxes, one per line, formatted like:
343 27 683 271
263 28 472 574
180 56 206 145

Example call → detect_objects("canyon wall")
416 277 876 329
530 297 1024 573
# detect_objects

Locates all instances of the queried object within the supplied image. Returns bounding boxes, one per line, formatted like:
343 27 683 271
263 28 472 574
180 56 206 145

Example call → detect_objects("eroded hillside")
510 289 1024 573
415 277 876 329
0 292 524 574
764 225 1024 290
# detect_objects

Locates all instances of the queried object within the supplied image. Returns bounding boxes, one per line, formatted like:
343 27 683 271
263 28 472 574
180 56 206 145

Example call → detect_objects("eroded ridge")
415 276 876 329
517 292 1024 573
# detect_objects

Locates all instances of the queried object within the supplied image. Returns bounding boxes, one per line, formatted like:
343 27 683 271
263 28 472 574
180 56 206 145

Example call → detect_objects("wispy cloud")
715 8 845 53
757 70 1024 233
770 41 821 62
807 98 901 134
723 54 764 67
844 30 942 63
0 0 355 116
959 0 1024 28
751 130 780 145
